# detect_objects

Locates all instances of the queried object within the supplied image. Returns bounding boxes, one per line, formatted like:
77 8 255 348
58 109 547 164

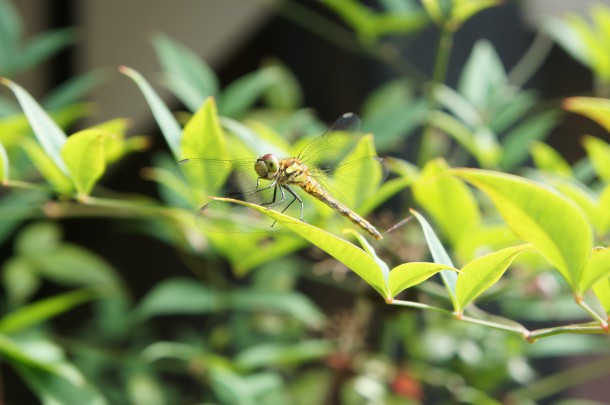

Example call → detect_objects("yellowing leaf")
452 169 593 287
455 244 531 314
598 184 610 235
60 129 115 197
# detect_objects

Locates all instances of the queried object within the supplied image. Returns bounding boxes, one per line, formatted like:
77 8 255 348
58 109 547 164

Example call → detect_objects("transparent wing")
297 112 362 169
178 157 306 233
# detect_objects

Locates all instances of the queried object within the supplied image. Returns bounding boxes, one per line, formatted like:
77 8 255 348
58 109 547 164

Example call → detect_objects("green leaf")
582 135 610 182
598 184 610 235
235 340 332 370
410 209 458 304
545 175 599 228
219 66 282 117
0 139 8 182
60 129 116 197
43 70 106 110
228 290 326 328
564 97 610 133
389 262 456 298
1 78 68 173
500 110 560 170
152 32 219 111
0 0 22 75
592 277 610 313
3 257 40 306
18 28 76 73
0 289 97 334
451 0 501 28
120 66 182 158
412 158 480 249
126 368 166 405
452 169 593 287
212 197 387 297
20 137 73 194
262 58 302 110
577 247 610 296
455 244 531 314
9 336 108 405
421 0 445 25
134 278 221 320
458 39 507 109
15 221 61 257
530 141 573 176
180 96 228 161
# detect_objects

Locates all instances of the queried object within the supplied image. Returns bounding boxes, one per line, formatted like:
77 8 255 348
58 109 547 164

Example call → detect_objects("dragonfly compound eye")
255 154 279 179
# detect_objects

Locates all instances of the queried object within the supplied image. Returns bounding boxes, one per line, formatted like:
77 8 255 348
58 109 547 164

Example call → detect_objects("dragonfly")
178 113 384 240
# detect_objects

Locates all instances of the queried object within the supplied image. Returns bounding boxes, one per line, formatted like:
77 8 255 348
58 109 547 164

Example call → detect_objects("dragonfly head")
255 154 279 179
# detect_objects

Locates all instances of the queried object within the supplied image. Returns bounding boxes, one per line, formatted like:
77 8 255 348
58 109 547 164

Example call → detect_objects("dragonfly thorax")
255 153 280 180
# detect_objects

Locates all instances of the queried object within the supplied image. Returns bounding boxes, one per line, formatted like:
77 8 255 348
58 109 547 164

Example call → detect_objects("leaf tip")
0 77 10 86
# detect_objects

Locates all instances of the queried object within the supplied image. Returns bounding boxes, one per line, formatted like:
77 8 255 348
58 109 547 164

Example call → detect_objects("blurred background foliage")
1 0 610 404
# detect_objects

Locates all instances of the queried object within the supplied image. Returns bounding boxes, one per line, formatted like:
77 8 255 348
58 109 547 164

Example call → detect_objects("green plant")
2 0 610 404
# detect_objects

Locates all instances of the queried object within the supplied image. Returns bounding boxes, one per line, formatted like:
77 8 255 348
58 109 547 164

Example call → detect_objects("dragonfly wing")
297 113 362 169
178 158 256 197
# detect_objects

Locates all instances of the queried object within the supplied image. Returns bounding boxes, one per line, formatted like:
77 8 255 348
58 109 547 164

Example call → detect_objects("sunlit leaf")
582 135 610 182
452 169 593 287
212 197 387 297
564 97 610 134
180 96 228 161
530 141 572 176
592 277 610 313
451 0 502 28
389 262 456 298
455 244 531 314
20 137 73 194
60 129 116 197
598 184 610 235
413 158 480 249
577 247 610 296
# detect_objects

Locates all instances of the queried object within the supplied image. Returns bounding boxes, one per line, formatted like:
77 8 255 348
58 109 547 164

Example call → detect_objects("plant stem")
508 30 554 88
418 25 454 166
576 297 609 328
506 355 610 402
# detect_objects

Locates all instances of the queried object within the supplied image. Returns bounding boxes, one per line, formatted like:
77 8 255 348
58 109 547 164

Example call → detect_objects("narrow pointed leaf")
410 209 457 304
20 138 73 194
0 140 8 182
452 169 593 287
1 78 68 173
455 244 531 313
120 66 181 158
0 289 97 334
212 197 387 297
60 129 115 196
389 262 455 298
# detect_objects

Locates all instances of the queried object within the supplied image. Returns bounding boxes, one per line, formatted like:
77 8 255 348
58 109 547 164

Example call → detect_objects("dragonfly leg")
280 186 303 221
262 183 286 207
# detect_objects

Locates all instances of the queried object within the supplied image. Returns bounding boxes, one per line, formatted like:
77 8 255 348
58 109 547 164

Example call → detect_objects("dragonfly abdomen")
300 178 383 240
